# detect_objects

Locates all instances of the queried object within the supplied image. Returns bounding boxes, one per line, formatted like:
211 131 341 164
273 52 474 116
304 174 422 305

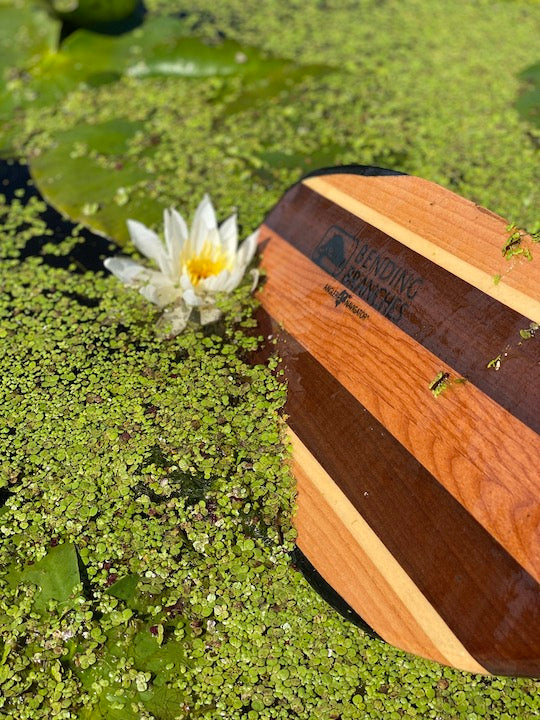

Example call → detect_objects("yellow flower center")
184 244 230 286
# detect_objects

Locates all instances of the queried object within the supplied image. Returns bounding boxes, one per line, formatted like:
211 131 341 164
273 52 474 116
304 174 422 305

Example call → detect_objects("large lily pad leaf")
0 1 60 72
30 119 165 244
7 542 81 612
516 61 540 127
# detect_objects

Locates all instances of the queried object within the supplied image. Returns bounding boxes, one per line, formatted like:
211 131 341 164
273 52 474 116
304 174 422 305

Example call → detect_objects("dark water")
1 159 116 272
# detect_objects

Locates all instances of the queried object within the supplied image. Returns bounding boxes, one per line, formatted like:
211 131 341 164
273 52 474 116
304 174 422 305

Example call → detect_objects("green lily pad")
0 15 309 122
221 61 333 116
7 542 81 612
0 1 60 72
106 573 141 606
249 143 349 185
76 623 188 720
516 61 540 127
30 118 165 244
260 144 348 171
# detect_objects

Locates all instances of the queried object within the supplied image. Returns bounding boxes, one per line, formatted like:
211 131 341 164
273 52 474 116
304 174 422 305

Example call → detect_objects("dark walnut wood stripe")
303 174 540 320
253 308 540 677
257 230 540 583
264 182 539 433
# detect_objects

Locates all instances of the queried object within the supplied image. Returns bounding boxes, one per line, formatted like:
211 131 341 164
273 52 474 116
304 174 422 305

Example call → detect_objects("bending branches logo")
312 224 424 325
312 226 357 275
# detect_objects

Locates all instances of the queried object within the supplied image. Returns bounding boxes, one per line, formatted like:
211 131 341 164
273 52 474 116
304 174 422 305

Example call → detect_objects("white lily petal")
219 213 238 256
139 274 181 308
164 207 188 270
221 266 244 292
104 256 146 284
157 304 192 337
191 194 217 248
236 229 258 268
127 219 171 277
207 227 223 254
183 288 202 307
198 268 230 293
179 273 194 291
249 268 260 293
199 306 222 325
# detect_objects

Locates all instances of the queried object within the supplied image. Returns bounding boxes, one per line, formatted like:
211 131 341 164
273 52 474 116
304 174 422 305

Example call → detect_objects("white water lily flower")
104 195 259 335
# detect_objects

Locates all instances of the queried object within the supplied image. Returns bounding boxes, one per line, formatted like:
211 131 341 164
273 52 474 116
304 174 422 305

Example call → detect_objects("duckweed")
1 0 539 717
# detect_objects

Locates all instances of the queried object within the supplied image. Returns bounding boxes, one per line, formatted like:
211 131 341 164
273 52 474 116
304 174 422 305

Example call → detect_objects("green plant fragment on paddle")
519 322 539 340
428 372 467 397
487 354 502 371
429 371 450 397
502 224 538 261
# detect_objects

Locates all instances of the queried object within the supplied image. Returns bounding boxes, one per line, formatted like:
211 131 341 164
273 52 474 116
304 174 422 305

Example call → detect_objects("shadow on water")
291 546 382 640
59 0 148 40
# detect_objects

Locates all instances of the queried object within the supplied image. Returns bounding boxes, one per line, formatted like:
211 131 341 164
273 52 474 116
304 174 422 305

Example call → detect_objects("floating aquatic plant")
105 195 258 335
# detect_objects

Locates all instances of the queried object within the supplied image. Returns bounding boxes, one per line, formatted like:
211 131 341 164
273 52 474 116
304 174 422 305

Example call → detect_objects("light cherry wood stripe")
290 428 488 674
259 228 540 582
303 175 540 323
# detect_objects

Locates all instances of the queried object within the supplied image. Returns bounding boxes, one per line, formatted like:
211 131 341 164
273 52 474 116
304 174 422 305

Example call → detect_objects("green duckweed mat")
0 0 539 718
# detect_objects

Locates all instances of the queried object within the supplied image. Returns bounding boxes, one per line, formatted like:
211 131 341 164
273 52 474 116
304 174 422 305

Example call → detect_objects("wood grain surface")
303 174 540 321
255 167 540 677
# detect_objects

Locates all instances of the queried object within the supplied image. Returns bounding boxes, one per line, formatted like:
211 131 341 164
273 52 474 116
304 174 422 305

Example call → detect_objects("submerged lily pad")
7 542 81 612
76 623 189 720
30 119 165 244
516 61 540 127
221 61 333 116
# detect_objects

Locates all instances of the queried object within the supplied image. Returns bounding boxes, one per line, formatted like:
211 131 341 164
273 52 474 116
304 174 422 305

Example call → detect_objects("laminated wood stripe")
303 175 540 322
258 230 540 582
290 429 489 675
251 309 540 677
264 183 539 433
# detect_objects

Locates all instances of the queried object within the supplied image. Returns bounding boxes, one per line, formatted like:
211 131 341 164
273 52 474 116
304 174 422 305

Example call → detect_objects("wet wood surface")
255 167 540 677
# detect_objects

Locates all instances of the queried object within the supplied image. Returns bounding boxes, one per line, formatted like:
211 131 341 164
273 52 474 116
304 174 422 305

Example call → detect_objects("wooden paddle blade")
256 165 540 677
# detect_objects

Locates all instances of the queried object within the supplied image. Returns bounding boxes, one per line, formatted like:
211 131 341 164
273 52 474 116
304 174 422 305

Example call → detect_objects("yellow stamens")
184 244 230 286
